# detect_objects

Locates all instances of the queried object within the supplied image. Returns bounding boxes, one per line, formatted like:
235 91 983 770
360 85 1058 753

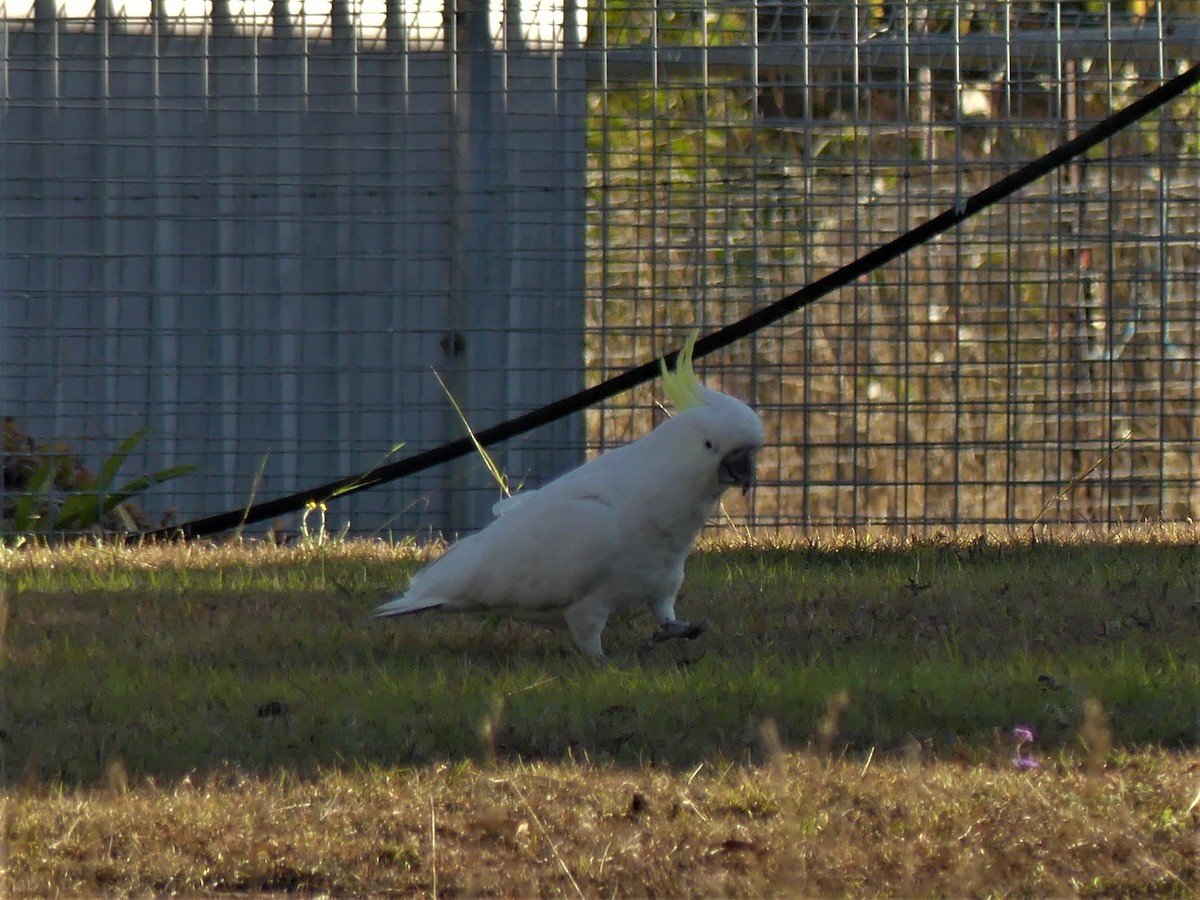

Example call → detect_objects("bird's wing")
378 482 623 618
491 489 538 517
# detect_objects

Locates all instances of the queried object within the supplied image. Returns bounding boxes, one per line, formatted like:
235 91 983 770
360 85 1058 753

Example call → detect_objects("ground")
3 529 1199 895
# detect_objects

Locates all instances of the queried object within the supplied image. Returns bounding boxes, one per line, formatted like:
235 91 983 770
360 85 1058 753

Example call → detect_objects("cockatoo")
373 333 765 658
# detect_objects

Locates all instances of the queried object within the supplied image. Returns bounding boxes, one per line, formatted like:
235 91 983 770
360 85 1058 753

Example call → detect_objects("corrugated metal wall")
0 0 587 536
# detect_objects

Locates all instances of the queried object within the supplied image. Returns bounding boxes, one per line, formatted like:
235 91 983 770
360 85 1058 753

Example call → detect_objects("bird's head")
658 332 765 497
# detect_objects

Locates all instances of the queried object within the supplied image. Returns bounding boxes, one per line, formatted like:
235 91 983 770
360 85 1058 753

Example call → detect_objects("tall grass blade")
328 443 407 500
234 451 272 541
431 368 510 499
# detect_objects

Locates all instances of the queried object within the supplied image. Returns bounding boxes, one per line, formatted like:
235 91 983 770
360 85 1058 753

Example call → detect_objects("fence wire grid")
2 0 1199 537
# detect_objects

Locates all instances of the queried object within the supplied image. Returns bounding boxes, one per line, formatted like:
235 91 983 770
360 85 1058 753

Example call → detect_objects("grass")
3 530 1200 895
12 751 1200 896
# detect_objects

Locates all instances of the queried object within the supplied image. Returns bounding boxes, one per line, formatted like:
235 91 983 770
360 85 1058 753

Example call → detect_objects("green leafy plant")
1 421 196 538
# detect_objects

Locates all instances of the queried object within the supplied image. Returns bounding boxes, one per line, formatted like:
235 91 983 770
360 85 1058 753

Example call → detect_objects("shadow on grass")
3 539 1198 784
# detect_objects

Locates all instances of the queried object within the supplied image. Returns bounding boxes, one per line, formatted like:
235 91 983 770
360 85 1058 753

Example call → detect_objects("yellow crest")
660 330 706 412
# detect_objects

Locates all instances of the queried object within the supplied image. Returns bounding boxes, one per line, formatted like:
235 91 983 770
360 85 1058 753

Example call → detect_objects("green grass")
3 532 1198 784
4 533 1200 895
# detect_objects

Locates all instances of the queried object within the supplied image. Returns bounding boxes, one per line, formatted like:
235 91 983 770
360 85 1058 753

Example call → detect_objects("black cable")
152 61 1200 540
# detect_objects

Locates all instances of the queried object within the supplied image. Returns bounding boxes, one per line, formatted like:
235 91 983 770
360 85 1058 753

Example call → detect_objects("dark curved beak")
718 447 756 495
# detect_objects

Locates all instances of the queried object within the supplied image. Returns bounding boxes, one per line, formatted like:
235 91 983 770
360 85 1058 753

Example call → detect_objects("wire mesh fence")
1 0 1198 538
587 0 1200 533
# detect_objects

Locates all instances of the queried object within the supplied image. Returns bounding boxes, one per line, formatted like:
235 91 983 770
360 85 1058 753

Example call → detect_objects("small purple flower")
1012 724 1039 770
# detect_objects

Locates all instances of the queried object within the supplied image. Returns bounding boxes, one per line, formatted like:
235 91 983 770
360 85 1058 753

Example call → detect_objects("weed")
298 501 349 548
1 421 196 540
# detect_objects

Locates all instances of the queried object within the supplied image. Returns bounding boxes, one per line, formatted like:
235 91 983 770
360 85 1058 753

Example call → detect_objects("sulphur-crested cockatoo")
373 333 765 658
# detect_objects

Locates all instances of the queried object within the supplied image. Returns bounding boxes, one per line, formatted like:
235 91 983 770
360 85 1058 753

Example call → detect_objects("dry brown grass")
8 750 1200 897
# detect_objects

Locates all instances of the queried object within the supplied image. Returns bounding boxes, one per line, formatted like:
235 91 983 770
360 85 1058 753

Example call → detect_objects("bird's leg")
564 598 609 660
649 595 708 644
652 620 708 642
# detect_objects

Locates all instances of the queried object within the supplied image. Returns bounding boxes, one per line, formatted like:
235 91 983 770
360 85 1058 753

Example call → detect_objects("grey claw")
652 619 709 643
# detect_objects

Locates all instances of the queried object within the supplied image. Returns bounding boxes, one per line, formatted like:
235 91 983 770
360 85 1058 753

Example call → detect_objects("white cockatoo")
373 333 765 658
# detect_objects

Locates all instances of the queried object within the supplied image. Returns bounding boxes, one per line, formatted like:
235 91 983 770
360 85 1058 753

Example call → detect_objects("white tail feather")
373 594 446 618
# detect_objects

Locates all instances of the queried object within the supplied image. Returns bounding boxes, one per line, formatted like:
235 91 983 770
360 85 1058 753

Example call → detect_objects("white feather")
374 345 765 658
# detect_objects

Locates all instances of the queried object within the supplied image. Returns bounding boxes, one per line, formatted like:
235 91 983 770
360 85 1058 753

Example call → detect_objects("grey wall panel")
1 20 587 536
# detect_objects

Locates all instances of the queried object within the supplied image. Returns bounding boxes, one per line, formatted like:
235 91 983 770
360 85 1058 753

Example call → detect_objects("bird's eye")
704 440 714 450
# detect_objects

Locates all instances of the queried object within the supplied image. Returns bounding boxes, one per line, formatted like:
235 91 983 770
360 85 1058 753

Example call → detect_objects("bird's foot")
652 619 709 644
